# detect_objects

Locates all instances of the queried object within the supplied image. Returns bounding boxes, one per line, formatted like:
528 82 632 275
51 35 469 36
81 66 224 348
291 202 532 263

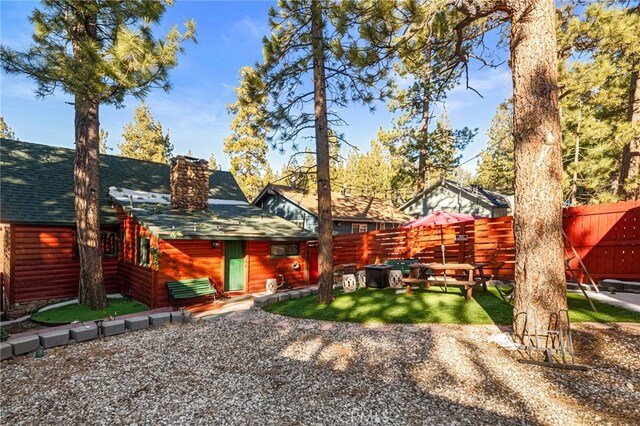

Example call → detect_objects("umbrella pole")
441 244 448 292
440 224 448 292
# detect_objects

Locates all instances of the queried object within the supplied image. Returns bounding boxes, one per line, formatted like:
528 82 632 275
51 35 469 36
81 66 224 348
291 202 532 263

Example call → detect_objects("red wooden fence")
321 200 639 283
563 200 639 281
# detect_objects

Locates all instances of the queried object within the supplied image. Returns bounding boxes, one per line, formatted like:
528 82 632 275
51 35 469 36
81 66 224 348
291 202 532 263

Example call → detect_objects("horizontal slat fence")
324 200 639 283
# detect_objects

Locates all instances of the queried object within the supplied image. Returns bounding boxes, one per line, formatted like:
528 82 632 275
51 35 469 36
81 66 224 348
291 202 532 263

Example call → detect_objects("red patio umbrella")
402 211 484 266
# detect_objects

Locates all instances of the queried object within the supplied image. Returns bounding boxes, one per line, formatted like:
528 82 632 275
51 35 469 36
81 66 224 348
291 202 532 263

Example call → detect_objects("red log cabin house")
0 139 316 313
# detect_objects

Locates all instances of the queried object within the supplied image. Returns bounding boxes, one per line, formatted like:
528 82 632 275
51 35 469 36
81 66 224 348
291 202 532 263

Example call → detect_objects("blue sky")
0 0 512 174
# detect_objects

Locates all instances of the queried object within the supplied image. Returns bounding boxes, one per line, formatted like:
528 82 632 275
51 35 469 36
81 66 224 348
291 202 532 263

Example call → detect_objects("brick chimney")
170 156 209 210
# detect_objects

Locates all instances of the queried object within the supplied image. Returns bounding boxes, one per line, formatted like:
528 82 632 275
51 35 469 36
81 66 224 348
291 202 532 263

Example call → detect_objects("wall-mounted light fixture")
211 241 221 249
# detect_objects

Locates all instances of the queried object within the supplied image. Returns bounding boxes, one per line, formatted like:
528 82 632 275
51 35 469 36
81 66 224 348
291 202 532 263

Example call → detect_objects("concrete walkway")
569 289 640 313
186 286 319 318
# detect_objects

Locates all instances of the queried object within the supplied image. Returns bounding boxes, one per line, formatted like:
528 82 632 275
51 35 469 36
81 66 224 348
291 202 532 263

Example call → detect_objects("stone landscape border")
0 286 320 362
5 284 635 362
253 286 319 308
1 310 192 361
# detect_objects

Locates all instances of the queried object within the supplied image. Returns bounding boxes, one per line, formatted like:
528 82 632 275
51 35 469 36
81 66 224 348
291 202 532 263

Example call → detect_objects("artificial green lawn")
265 287 640 325
31 298 149 325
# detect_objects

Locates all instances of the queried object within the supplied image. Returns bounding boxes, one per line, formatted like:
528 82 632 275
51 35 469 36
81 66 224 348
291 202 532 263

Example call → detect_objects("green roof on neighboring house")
109 187 316 241
0 139 247 225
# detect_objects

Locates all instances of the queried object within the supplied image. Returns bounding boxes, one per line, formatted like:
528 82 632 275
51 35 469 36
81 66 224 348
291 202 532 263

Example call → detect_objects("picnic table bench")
167 277 217 302
406 263 477 301
384 259 418 275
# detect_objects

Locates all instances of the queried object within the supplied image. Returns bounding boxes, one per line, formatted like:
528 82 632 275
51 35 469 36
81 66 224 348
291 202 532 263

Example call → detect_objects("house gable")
401 180 511 218
252 184 410 233
253 188 319 232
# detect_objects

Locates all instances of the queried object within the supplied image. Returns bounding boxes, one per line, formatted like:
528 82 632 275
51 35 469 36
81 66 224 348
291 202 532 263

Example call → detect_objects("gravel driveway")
1 309 639 425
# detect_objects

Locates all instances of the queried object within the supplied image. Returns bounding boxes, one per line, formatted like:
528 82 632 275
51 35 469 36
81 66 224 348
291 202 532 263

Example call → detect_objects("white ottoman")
389 270 404 289
266 278 278 294
356 270 366 288
343 274 357 293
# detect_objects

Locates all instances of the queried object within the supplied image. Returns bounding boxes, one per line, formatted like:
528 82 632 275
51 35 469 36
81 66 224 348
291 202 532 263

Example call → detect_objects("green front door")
225 241 245 291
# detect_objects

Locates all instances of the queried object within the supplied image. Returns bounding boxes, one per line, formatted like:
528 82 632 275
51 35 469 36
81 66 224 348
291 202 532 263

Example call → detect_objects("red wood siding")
1 224 13 310
246 241 307 293
307 241 319 285
9 225 118 304
118 262 153 308
116 207 157 307
156 239 224 307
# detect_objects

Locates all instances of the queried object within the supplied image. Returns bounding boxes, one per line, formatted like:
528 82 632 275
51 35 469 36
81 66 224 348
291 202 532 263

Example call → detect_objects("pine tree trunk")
618 68 640 200
570 109 582 206
75 95 107 310
72 3 107 310
417 86 429 191
510 0 567 338
417 59 432 192
311 0 334 304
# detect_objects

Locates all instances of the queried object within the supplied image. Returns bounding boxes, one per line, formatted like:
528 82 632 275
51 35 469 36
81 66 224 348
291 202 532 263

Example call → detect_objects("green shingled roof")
0 139 247 225
109 187 316 241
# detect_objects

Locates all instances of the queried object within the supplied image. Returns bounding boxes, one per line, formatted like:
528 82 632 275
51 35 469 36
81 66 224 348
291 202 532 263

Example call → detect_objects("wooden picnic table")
406 262 477 301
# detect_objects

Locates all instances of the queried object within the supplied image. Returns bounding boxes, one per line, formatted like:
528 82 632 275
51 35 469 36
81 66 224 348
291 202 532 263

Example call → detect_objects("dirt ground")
2 319 49 335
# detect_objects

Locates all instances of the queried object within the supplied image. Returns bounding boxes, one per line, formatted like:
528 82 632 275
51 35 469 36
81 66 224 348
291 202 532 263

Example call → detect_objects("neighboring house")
0 139 315 312
252 184 411 234
400 179 512 219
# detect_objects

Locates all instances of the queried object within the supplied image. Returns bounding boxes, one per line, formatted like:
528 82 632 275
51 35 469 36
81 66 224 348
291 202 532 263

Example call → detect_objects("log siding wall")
156 239 224 307
116 208 156 307
246 241 307 293
6 225 118 304
2 209 319 309
1 224 13 309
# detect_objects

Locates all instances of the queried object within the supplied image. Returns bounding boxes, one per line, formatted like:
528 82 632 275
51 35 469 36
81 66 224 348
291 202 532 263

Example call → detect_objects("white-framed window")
351 223 368 233
376 222 386 230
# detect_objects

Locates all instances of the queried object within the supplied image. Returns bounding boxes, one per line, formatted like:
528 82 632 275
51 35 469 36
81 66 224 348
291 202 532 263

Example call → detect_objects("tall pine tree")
257 0 390 303
558 1 639 201
1 0 195 309
476 101 514 194
381 8 469 192
224 66 270 200
208 153 219 171
361 0 567 339
0 116 16 140
119 102 173 163
99 129 110 155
